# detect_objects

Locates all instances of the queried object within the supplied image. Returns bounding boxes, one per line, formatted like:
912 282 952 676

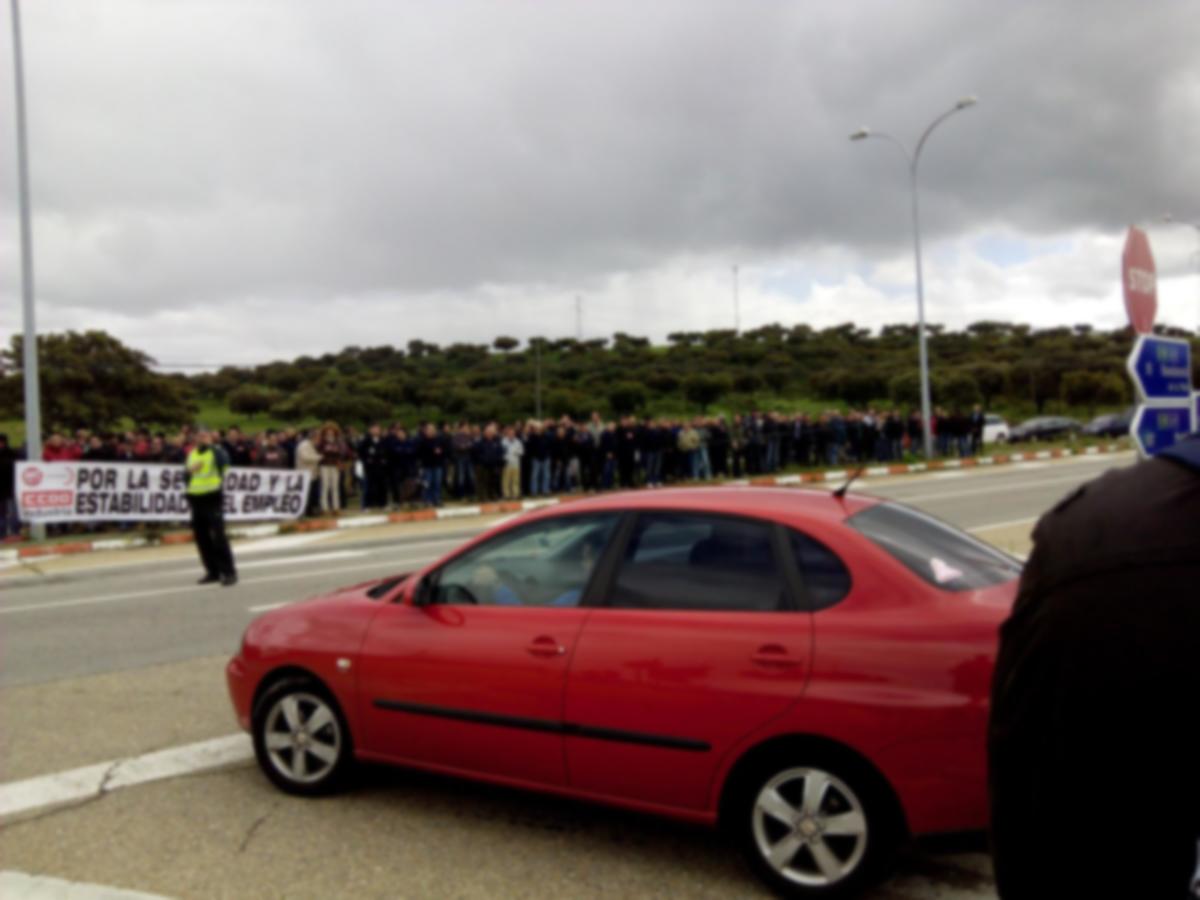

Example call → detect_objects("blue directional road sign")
1131 405 1194 457
1126 335 1192 401
1125 335 1194 458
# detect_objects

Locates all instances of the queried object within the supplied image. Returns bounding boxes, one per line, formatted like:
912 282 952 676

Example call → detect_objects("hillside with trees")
2 323 1197 433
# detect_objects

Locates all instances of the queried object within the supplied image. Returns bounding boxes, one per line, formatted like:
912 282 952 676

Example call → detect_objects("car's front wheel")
731 754 900 898
252 676 354 796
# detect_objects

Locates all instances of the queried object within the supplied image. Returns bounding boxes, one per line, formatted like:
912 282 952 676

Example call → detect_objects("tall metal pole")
11 0 44 539
575 295 582 341
909 162 935 459
732 264 740 333
850 97 976 459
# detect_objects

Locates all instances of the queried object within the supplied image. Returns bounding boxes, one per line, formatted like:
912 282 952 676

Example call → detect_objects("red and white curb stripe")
0 444 1124 567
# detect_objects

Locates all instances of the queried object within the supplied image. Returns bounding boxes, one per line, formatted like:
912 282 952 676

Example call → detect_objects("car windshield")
848 503 1023 591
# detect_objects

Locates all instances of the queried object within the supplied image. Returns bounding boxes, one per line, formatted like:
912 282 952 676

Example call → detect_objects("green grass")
192 401 317 436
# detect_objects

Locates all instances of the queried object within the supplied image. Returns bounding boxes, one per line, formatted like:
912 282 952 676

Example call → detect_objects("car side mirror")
413 575 435 606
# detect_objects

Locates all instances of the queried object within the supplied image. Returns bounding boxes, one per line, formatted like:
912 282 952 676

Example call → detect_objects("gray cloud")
1 0 1198 352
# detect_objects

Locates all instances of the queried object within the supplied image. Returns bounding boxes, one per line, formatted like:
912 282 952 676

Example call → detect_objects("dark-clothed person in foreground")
186 428 238 586
989 435 1200 900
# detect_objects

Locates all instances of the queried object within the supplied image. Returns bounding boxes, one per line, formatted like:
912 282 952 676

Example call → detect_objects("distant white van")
983 414 1009 445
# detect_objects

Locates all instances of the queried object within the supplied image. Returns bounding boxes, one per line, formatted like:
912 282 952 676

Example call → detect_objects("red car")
227 488 1020 898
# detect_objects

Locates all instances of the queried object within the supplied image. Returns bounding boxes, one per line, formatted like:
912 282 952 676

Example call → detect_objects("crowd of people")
0 406 990 535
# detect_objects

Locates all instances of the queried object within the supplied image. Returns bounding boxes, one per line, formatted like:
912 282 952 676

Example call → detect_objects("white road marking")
0 557 432 617
237 550 368 571
247 601 291 613
928 471 967 480
876 470 1106 504
0 871 171 899
0 734 251 821
1011 461 1049 471
235 532 340 556
968 516 1039 532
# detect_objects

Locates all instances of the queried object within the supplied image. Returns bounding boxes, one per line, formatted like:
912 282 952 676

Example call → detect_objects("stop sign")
1122 226 1157 334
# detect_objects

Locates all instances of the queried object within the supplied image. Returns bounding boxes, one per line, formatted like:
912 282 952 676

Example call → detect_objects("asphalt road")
0 452 1134 900
1 451 1128 687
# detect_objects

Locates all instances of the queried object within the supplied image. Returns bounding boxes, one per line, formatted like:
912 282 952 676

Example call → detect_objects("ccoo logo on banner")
15 462 311 524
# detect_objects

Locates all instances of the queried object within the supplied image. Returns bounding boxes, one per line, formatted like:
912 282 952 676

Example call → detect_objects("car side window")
431 515 618 607
608 513 788 612
788 529 851 610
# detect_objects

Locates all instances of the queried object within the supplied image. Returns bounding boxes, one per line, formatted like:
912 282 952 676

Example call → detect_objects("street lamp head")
955 95 978 110
849 128 870 141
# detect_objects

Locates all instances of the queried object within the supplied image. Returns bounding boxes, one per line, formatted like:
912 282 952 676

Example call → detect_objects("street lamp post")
10 0 45 540
850 96 978 459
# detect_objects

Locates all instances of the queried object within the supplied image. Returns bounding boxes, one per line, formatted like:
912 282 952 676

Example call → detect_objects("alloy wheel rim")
751 767 868 887
263 692 341 784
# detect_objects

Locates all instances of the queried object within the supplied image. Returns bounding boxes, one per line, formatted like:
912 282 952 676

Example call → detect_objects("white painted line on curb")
0 734 252 821
335 514 390 529
230 524 281 539
436 505 483 519
864 467 891 477
774 474 803 485
928 472 967 480
520 499 560 511
91 537 149 552
0 871 172 900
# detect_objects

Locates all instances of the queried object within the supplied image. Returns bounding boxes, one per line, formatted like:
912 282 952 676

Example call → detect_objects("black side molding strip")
373 699 710 753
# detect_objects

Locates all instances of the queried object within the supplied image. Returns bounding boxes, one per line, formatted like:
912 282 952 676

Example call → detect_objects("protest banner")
16 462 311 524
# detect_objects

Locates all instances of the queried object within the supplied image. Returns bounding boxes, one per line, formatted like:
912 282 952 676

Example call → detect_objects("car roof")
519 486 881 529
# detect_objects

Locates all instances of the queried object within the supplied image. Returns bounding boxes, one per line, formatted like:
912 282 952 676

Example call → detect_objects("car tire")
252 675 354 797
729 750 901 899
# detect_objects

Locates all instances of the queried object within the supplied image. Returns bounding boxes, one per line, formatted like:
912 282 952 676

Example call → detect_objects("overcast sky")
2 0 1199 370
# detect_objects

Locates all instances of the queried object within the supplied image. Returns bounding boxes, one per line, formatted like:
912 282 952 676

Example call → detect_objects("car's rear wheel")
731 753 900 898
252 676 353 796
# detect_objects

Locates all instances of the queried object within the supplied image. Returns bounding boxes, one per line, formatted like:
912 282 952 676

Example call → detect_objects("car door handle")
751 644 800 668
526 636 567 658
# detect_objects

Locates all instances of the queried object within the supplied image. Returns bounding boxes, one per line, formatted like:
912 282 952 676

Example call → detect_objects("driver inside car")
460 532 603 607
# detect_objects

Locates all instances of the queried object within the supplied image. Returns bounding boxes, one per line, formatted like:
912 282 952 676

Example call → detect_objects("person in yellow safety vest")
186 427 238 586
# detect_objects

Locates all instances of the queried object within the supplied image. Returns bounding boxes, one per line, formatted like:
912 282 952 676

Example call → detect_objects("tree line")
2 322 1197 433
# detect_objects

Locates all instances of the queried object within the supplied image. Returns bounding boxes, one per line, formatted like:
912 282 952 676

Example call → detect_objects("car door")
356 513 620 787
562 511 822 812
